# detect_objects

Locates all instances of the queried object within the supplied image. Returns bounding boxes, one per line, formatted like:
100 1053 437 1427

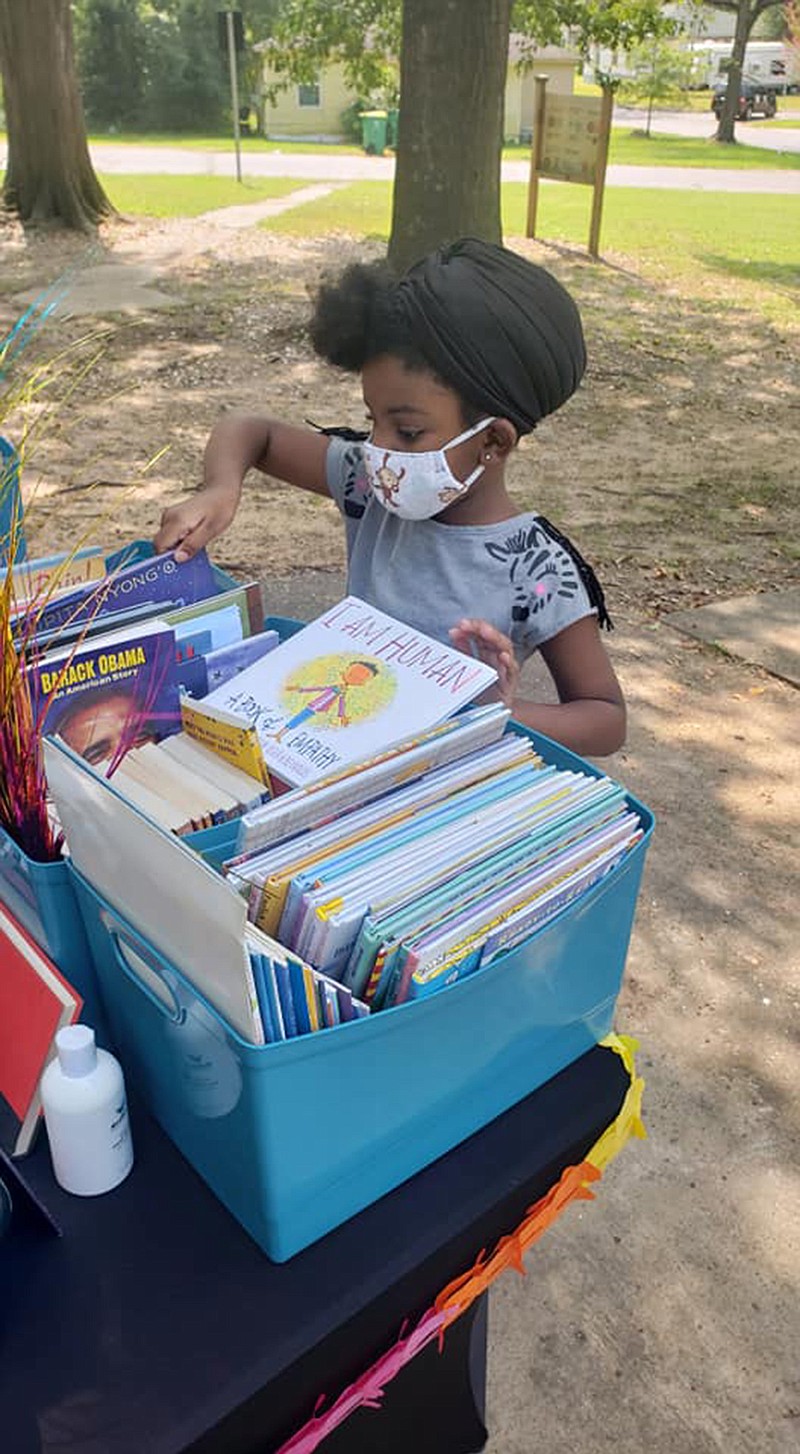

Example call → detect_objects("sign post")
588 86 614 259
526 75 614 259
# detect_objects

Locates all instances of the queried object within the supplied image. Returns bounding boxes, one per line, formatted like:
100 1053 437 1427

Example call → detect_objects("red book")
0 902 83 1157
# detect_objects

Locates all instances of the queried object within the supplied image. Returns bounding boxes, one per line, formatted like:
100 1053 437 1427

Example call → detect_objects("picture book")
204 596 498 789
0 902 83 1157
19 548 219 640
226 732 532 935
10 547 106 608
157 732 270 813
164 579 264 641
174 628 279 700
180 697 272 788
394 815 641 1005
25 574 263 658
110 740 238 834
29 619 182 769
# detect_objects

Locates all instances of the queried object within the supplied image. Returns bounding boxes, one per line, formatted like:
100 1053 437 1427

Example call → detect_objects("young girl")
155 238 626 757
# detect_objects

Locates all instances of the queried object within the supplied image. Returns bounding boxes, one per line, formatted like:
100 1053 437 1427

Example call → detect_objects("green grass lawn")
98 174 305 217
610 127 799 167
89 132 363 155
502 129 800 168
259 178 799 322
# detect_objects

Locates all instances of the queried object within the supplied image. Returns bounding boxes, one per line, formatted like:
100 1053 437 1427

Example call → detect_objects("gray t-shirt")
325 436 598 664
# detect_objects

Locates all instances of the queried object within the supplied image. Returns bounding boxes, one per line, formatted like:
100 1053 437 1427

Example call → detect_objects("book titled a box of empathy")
204 597 498 789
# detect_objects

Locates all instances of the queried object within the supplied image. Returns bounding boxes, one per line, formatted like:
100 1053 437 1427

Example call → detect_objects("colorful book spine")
275 960 299 1039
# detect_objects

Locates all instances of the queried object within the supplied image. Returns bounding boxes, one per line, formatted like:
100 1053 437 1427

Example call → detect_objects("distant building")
257 36 578 143
664 4 734 41
258 60 354 142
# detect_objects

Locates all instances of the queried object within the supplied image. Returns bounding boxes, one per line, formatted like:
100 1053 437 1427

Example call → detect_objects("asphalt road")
2 108 799 196
66 137 800 196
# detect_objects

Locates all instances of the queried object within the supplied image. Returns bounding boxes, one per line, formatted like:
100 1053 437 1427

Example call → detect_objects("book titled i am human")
204 596 498 789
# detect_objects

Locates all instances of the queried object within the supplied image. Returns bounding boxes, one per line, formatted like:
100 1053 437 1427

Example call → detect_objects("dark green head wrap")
396 238 587 435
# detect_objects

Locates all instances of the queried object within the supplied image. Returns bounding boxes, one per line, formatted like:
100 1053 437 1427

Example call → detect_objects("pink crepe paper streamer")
274 1307 449 1454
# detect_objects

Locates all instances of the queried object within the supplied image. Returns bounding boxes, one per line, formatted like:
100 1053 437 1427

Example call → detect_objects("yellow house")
259 61 356 141
258 37 578 143
504 40 579 143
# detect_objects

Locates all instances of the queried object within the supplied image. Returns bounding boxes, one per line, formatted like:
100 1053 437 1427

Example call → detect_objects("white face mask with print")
362 417 494 521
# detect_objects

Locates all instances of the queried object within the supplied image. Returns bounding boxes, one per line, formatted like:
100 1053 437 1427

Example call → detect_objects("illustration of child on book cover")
272 655 395 739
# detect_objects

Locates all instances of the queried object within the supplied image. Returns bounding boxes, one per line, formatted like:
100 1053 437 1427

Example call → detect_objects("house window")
297 82 321 107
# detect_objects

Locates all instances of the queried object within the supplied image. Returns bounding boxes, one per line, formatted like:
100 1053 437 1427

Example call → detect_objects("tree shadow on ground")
695 251 800 293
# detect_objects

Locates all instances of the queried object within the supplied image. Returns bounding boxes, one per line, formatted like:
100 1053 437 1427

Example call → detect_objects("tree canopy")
73 0 282 132
263 0 677 99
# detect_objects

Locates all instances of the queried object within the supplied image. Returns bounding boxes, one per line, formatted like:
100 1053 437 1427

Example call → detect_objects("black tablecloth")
2 1044 628 1454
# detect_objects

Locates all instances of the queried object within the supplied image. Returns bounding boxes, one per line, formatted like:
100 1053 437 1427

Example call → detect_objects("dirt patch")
2 213 798 625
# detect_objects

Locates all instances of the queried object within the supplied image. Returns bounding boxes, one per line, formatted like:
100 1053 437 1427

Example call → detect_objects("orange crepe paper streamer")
433 1161 601 1331
274 1036 645 1454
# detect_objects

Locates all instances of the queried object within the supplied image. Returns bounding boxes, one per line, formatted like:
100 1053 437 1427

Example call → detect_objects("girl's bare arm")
154 413 330 561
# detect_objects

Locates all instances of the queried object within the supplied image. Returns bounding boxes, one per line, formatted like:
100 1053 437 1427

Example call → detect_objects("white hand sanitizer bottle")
41 1025 134 1196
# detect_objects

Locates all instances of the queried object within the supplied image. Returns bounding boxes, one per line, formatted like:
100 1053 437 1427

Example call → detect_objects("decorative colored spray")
0 286 160 861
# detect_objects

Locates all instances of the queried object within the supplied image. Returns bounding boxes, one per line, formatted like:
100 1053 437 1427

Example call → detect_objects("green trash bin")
359 110 388 156
386 107 399 148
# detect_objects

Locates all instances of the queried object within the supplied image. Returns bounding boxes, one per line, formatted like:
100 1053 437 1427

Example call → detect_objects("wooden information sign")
526 75 613 258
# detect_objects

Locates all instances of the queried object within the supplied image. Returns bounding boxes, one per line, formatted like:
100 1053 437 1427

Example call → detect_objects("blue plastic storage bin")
0 435 26 564
69 726 653 1263
0 822 110 1036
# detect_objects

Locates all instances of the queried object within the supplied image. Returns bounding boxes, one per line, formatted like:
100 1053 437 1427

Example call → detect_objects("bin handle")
101 910 185 1024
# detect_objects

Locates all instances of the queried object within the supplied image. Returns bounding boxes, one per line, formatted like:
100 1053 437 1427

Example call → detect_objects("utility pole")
219 9 243 181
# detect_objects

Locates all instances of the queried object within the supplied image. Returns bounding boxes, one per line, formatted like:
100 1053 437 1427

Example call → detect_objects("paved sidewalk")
11 183 348 316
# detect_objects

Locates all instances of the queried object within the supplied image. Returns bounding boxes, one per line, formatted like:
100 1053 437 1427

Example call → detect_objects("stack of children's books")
24 540 644 1049
43 704 643 1047
223 704 642 1012
13 542 277 833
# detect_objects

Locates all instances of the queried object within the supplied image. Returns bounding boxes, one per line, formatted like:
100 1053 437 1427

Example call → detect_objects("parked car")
711 77 778 120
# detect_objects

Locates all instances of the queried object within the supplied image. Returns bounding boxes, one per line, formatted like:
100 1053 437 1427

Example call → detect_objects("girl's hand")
449 618 519 708
154 484 239 562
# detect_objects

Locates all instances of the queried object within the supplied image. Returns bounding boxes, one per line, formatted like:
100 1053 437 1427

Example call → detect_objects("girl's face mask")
362 418 494 521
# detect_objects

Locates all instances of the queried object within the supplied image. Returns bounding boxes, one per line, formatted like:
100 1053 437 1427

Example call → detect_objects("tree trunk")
388 0 512 274
0 0 115 230
714 1 753 144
